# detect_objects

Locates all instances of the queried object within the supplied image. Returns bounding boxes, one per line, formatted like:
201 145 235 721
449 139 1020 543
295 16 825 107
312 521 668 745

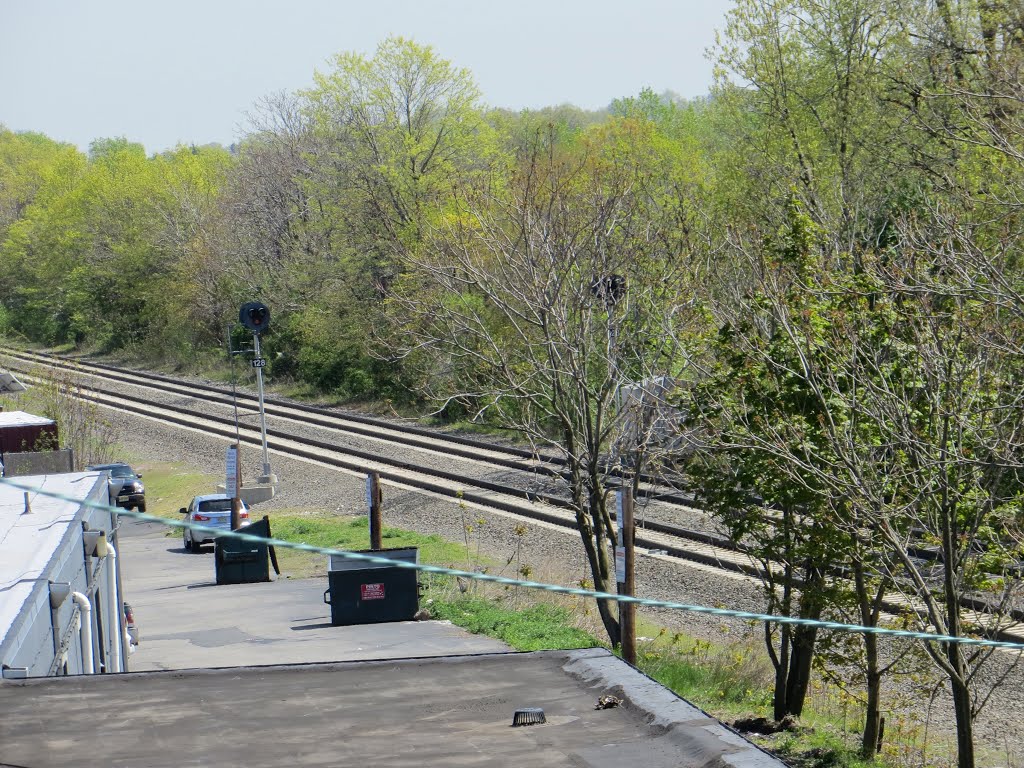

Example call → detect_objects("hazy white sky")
0 0 733 154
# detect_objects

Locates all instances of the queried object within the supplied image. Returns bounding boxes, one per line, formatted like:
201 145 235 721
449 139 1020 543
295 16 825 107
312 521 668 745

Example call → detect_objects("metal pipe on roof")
71 592 93 674
105 545 122 673
48 581 71 664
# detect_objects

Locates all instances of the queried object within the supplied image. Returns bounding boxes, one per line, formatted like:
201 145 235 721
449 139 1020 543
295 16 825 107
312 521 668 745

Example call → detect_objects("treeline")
3 3 1024 765
0 40 620 401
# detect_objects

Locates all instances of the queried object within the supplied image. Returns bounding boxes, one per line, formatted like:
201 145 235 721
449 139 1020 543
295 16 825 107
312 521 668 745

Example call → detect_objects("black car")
87 462 146 512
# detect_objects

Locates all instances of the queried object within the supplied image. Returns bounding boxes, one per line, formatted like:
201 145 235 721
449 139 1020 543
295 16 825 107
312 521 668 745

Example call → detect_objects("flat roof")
0 410 55 427
0 649 786 767
0 472 103 643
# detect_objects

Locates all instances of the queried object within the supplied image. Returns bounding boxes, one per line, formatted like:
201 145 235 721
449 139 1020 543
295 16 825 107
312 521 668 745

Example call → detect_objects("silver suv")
180 494 251 552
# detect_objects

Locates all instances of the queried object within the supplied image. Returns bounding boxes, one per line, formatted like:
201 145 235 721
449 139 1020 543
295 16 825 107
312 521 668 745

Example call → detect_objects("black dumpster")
215 516 271 585
323 547 419 625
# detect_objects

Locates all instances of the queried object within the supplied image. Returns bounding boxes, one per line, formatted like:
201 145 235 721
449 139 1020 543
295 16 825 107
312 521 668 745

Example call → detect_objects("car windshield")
198 499 233 513
110 466 135 478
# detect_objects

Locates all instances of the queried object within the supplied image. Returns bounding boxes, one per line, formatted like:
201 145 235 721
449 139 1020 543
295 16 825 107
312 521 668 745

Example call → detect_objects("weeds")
430 594 601 652
18 364 116 468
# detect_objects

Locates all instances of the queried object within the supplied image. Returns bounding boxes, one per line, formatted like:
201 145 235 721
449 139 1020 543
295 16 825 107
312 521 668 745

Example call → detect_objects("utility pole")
617 487 636 665
367 472 382 550
227 444 242 530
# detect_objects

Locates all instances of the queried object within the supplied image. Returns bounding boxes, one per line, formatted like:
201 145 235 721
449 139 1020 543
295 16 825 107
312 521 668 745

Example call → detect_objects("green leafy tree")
388 117 703 646
684 199 853 724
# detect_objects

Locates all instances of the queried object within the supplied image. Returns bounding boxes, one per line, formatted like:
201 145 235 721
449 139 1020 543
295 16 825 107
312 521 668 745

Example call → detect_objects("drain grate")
511 707 546 726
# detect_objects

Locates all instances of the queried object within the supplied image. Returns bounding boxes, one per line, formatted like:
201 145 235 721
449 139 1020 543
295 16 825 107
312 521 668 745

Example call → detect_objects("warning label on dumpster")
361 583 386 600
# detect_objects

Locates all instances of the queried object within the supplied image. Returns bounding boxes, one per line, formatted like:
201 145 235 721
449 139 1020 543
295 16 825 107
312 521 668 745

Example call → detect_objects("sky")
0 0 734 155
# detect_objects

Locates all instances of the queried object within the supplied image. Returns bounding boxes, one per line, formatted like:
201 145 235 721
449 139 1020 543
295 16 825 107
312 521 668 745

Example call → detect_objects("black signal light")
239 302 271 334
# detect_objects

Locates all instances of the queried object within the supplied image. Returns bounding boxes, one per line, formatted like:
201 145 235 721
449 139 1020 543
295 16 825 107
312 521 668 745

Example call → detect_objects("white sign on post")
615 546 626 584
225 446 239 499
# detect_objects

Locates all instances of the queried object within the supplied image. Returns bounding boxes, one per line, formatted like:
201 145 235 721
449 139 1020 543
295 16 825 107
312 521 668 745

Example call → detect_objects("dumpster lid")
328 547 418 572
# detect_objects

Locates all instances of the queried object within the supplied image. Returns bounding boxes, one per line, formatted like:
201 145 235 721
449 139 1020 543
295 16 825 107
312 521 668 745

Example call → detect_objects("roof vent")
511 707 546 727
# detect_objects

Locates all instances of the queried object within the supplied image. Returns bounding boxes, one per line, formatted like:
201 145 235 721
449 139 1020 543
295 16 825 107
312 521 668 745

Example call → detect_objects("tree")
683 199 858 725
145 143 235 358
250 37 499 398
303 36 495 287
387 118 702 646
700 0 916 751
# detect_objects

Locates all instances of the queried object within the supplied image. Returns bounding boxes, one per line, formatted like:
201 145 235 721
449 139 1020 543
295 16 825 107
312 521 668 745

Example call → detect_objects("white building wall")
0 473 123 679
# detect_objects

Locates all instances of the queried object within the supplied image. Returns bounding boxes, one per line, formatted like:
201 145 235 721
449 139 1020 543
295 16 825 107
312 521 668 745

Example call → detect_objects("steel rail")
8 348 1024 638
0 346 701 506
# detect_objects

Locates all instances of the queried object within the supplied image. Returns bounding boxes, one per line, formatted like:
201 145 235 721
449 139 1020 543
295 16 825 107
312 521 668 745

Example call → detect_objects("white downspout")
106 544 122 673
71 591 94 674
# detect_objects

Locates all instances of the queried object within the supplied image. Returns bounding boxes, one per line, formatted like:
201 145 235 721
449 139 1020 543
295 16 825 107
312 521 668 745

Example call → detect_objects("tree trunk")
574 507 619 648
950 666 975 768
784 623 819 717
862 655 882 759
943 508 975 768
771 623 792 721
782 562 824 717
940 477 974 768
854 561 883 759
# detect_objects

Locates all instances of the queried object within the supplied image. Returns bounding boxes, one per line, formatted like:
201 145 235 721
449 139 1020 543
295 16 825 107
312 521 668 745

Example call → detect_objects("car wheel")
138 502 146 513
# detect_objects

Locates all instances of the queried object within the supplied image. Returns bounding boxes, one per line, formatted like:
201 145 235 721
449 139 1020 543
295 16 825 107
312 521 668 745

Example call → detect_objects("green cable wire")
4 476 1024 652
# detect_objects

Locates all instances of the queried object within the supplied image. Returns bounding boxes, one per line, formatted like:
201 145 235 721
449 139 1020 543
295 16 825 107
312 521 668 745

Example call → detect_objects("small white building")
0 472 127 679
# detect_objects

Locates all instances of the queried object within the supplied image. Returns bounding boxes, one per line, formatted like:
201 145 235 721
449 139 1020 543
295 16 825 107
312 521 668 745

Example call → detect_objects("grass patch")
637 636 774 718
763 728 884 768
419 416 526 444
631 638 915 767
429 595 603 652
268 513 470 579
131 461 215 522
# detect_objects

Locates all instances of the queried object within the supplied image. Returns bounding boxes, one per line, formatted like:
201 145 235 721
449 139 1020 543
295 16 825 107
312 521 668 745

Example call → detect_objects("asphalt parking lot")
118 516 509 671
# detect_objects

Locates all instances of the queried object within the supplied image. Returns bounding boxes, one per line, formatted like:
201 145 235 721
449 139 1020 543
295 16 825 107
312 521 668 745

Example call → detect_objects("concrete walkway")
117 516 509 671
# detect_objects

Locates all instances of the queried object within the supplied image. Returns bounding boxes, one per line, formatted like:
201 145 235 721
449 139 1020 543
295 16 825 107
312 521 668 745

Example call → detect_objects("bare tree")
30 366 116 469
222 91 334 307
387 122 700 646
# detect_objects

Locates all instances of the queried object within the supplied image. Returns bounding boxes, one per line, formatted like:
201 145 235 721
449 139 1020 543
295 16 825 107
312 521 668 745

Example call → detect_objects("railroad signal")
591 274 626 308
239 302 270 335
237 301 274 482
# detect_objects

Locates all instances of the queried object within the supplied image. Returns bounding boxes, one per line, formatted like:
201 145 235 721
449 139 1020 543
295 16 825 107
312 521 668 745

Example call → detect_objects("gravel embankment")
69 367 1024 763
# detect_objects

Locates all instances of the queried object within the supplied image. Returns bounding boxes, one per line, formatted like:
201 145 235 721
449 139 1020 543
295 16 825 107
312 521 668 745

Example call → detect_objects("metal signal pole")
252 331 271 481
239 301 274 484
227 326 243 530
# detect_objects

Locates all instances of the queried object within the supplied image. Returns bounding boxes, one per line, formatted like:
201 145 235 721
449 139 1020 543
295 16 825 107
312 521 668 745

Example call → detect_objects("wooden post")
367 472 382 550
617 487 636 665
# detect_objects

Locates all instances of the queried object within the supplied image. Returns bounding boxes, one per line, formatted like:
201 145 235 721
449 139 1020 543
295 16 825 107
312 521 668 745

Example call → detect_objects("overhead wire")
3 475 1023 653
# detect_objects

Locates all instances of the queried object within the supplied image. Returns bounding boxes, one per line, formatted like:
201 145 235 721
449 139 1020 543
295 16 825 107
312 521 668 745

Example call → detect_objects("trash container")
323 547 419 625
215 516 271 585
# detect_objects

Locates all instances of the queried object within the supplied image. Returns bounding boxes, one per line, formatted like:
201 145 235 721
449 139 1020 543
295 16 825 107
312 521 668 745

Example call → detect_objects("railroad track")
0 347 749 570
4 346 1023 642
